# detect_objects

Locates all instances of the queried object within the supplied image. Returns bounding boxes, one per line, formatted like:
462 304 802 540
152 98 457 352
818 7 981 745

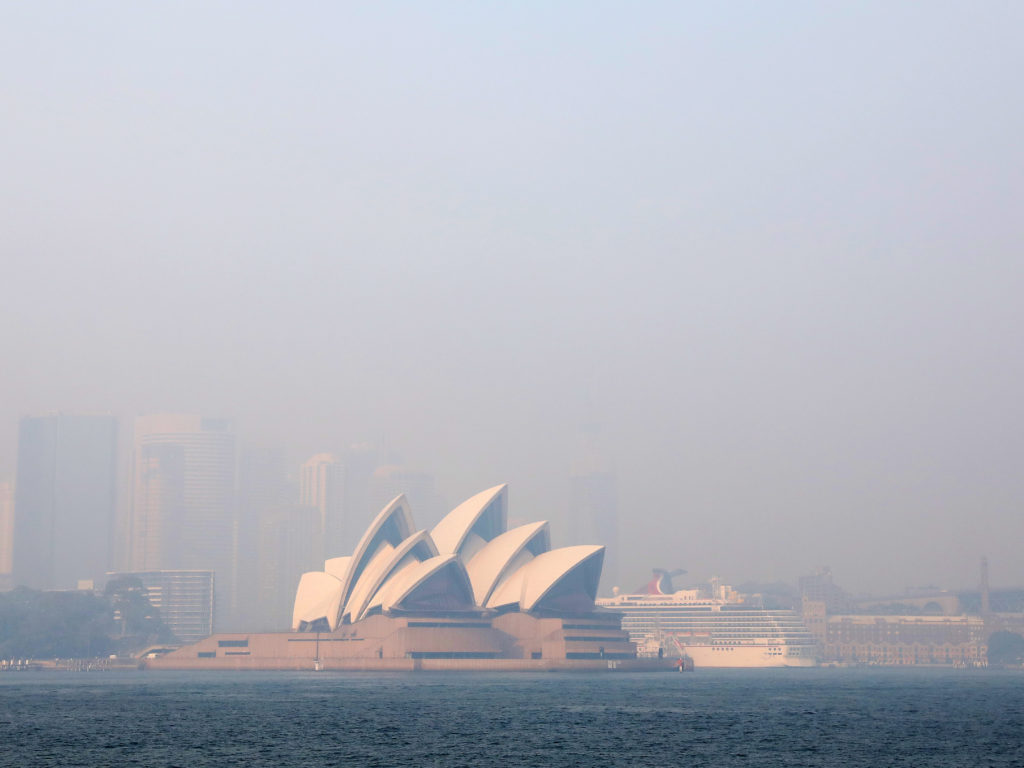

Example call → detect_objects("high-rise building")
12 414 118 589
130 415 236 630
106 570 214 643
568 427 618 595
237 443 289 629
342 443 379 545
258 505 321 630
0 480 13 591
131 442 185 571
368 465 444 528
300 453 345 558
798 566 855 615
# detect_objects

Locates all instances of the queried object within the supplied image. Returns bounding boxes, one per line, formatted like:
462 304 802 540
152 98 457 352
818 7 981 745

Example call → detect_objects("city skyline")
0 408 1017 609
7 411 614 630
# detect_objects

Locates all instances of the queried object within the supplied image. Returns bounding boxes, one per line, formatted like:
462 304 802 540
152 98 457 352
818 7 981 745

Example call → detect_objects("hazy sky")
2 3 1022 594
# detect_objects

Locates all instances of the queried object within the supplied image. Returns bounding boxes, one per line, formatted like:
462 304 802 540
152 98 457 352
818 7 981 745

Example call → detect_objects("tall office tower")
12 414 118 590
798 566 855 614
300 453 345 558
368 465 444 526
131 415 236 631
0 481 13 591
568 426 618 596
342 443 379 542
237 443 288 628
258 505 321 629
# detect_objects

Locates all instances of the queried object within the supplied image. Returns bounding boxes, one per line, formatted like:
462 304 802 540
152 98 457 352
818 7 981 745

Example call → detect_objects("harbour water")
1 668 1022 767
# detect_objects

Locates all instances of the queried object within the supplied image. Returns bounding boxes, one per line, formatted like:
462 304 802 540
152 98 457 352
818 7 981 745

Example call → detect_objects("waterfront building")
13 414 118 589
800 568 988 666
819 613 987 666
107 570 214 643
130 415 236 630
148 484 662 671
290 483 606 630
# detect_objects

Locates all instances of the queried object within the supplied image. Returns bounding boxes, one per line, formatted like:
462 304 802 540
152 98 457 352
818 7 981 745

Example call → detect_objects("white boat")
597 575 818 668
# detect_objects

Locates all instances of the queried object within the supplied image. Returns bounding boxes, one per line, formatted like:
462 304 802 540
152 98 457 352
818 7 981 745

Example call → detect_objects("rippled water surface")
1 668 1022 767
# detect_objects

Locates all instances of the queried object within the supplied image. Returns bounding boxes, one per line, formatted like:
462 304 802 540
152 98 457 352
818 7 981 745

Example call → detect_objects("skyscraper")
342 443 379 545
299 452 345 558
258 504 321 629
237 442 289 628
12 414 118 589
0 481 13 591
568 426 618 595
368 464 444 528
131 414 236 630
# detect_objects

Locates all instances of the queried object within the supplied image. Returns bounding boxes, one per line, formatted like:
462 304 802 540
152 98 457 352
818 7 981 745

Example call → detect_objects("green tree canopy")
0 587 113 658
0 583 175 658
987 631 1024 667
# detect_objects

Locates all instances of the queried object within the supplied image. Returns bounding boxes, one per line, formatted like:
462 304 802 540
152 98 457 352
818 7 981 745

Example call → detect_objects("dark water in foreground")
1 668 1022 767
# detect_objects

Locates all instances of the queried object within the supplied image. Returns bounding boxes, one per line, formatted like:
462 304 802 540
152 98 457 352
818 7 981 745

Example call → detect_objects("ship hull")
598 593 820 669
679 643 817 668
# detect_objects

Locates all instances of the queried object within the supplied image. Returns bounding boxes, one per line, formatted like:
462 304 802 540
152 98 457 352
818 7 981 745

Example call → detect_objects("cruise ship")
597 572 818 668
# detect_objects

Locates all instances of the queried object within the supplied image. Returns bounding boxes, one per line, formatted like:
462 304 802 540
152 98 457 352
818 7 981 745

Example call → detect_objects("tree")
0 587 113 658
987 631 1024 667
105 577 177 652
0 582 175 659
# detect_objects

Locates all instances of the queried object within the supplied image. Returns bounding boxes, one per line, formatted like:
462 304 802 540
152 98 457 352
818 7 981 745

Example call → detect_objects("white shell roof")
341 542 395 623
291 571 344 631
341 530 438 623
337 494 414 613
364 557 421 616
465 521 550 606
430 484 507 556
324 556 351 581
459 532 487 564
487 545 603 612
375 554 472 613
291 484 608 628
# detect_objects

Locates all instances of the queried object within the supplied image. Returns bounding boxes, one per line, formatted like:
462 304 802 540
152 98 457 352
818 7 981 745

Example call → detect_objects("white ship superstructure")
598 576 818 668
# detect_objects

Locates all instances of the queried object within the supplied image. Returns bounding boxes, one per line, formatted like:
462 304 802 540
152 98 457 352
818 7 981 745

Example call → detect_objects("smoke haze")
2 3 1022 595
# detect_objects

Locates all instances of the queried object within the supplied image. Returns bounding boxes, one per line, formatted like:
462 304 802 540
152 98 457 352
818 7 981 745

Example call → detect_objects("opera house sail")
148 485 668 671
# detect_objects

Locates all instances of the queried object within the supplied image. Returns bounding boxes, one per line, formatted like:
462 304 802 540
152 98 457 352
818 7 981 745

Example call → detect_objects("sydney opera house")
149 485 666 670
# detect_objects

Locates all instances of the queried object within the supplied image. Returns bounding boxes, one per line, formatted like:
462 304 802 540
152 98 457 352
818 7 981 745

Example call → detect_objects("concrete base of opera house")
144 657 675 672
144 612 676 672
